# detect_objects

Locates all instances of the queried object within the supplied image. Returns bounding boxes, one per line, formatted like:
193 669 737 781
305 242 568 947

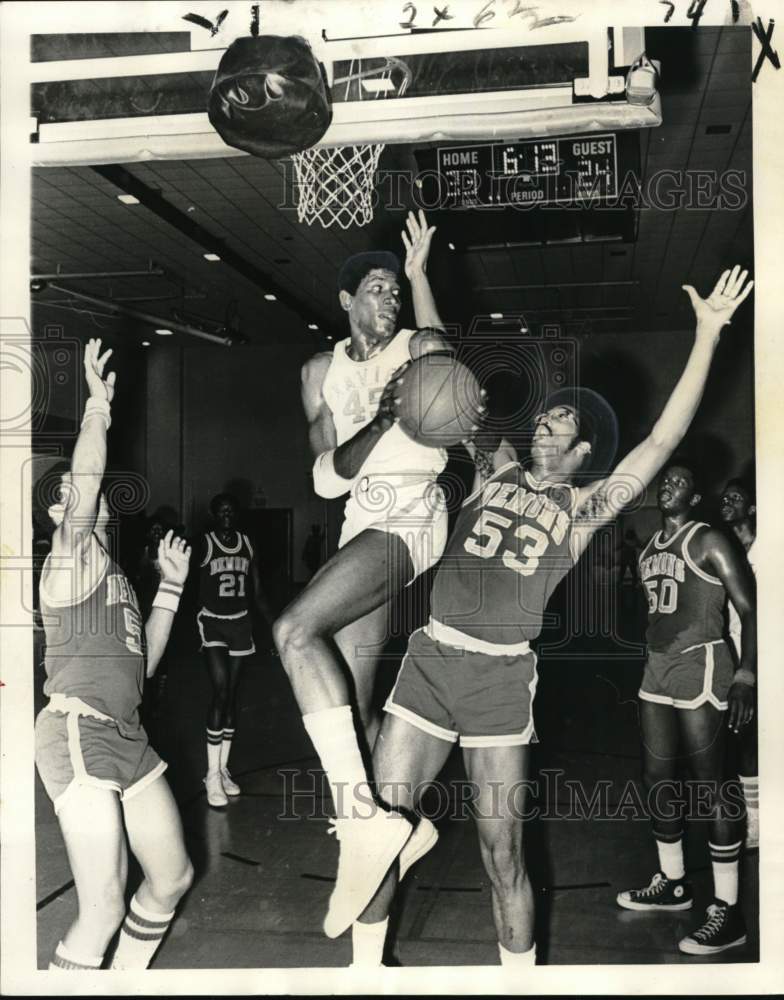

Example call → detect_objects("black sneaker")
616 871 693 911
678 899 747 955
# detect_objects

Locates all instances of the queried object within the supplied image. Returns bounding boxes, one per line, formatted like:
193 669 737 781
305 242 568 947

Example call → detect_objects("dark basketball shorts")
35 695 166 815
384 620 539 747
197 609 255 656
639 639 735 710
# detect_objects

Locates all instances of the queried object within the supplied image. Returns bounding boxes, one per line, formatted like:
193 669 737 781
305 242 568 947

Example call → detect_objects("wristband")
733 668 756 687
82 397 112 430
152 581 183 613
312 449 352 499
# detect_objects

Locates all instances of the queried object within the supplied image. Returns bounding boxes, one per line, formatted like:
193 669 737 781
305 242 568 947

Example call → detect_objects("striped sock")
109 893 175 970
48 940 103 971
655 832 685 880
709 840 742 906
498 942 536 966
220 728 235 771
207 728 223 775
739 774 759 819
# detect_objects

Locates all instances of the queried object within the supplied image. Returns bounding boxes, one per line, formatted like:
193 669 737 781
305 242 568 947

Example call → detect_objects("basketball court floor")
33 615 759 970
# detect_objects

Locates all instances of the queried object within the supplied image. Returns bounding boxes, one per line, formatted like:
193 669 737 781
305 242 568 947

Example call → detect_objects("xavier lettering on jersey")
209 555 250 576
639 551 686 584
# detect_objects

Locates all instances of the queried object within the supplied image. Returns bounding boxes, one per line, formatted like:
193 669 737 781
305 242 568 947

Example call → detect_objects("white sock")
710 841 741 906
206 729 222 775
303 705 372 820
220 728 235 771
656 837 685 880
49 939 103 971
498 942 536 966
739 774 759 818
351 917 388 966
110 893 176 970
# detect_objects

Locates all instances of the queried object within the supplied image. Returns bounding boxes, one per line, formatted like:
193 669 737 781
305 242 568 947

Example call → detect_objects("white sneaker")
399 817 438 880
204 771 228 808
746 810 759 851
221 767 241 796
324 810 412 939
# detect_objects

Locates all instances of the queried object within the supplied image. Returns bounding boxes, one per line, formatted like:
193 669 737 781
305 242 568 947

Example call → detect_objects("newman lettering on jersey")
106 573 141 612
639 551 686 583
480 480 570 546
210 556 250 576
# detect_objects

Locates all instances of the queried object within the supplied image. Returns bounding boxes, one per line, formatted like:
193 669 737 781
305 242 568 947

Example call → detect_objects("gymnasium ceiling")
30 25 753 350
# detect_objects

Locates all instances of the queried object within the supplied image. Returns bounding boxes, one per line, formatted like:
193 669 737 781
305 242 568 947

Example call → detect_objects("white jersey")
729 537 756 656
321 328 447 488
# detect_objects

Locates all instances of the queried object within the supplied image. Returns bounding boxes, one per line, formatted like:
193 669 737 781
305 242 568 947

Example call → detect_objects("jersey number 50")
644 578 678 615
465 511 549 576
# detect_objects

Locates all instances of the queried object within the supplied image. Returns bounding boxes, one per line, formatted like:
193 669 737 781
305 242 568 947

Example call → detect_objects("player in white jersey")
273 211 479 937
719 477 758 849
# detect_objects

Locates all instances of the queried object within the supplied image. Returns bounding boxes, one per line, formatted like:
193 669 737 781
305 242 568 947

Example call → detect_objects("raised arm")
403 209 445 332
694 528 756 732
51 338 115 561
571 266 753 559
145 530 191 677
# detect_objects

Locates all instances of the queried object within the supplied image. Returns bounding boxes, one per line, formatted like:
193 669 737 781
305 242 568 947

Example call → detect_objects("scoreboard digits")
436 133 619 208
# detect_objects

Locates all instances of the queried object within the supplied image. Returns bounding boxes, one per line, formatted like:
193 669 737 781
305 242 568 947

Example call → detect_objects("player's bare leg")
355 713 453 965
273 528 417 937
110 775 194 969
204 646 233 807
463 745 536 965
677 704 746 954
334 601 391 747
617 701 690 911
52 786 128 969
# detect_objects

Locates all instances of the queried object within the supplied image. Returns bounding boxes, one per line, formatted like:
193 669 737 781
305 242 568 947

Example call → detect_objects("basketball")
396 354 483 448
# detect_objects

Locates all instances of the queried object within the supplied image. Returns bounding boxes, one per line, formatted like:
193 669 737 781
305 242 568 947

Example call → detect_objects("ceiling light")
264 294 277 301
117 194 140 205
155 328 174 336
308 323 319 330
203 252 221 262
490 312 504 319
448 242 456 250
141 340 150 347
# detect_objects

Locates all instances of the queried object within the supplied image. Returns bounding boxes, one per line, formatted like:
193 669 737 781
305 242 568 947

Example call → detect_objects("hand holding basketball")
370 361 410 433
395 354 484 448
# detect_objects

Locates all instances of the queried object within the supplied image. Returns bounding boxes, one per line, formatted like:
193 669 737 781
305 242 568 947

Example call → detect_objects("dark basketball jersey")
199 531 254 616
639 521 725 652
430 464 577 644
39 544 145 732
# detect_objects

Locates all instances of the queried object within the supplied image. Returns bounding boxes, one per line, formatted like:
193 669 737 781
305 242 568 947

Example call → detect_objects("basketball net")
291 57 411 229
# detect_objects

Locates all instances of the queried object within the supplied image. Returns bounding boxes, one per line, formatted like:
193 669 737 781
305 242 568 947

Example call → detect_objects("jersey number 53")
465 511 549 577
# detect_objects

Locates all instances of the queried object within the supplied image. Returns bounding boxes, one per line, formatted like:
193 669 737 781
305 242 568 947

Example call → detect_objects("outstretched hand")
683 265 753 333
157 530 192 586
83 338 116 402
402 209 436 278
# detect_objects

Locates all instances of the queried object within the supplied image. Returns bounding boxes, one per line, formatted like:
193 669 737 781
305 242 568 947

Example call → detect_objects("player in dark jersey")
719 477 758 849
33 340 193 972
197 493 271 807
617 463 755 955
346 265 753 968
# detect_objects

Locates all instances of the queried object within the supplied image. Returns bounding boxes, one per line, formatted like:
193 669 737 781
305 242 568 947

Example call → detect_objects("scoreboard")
433 133 620 208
